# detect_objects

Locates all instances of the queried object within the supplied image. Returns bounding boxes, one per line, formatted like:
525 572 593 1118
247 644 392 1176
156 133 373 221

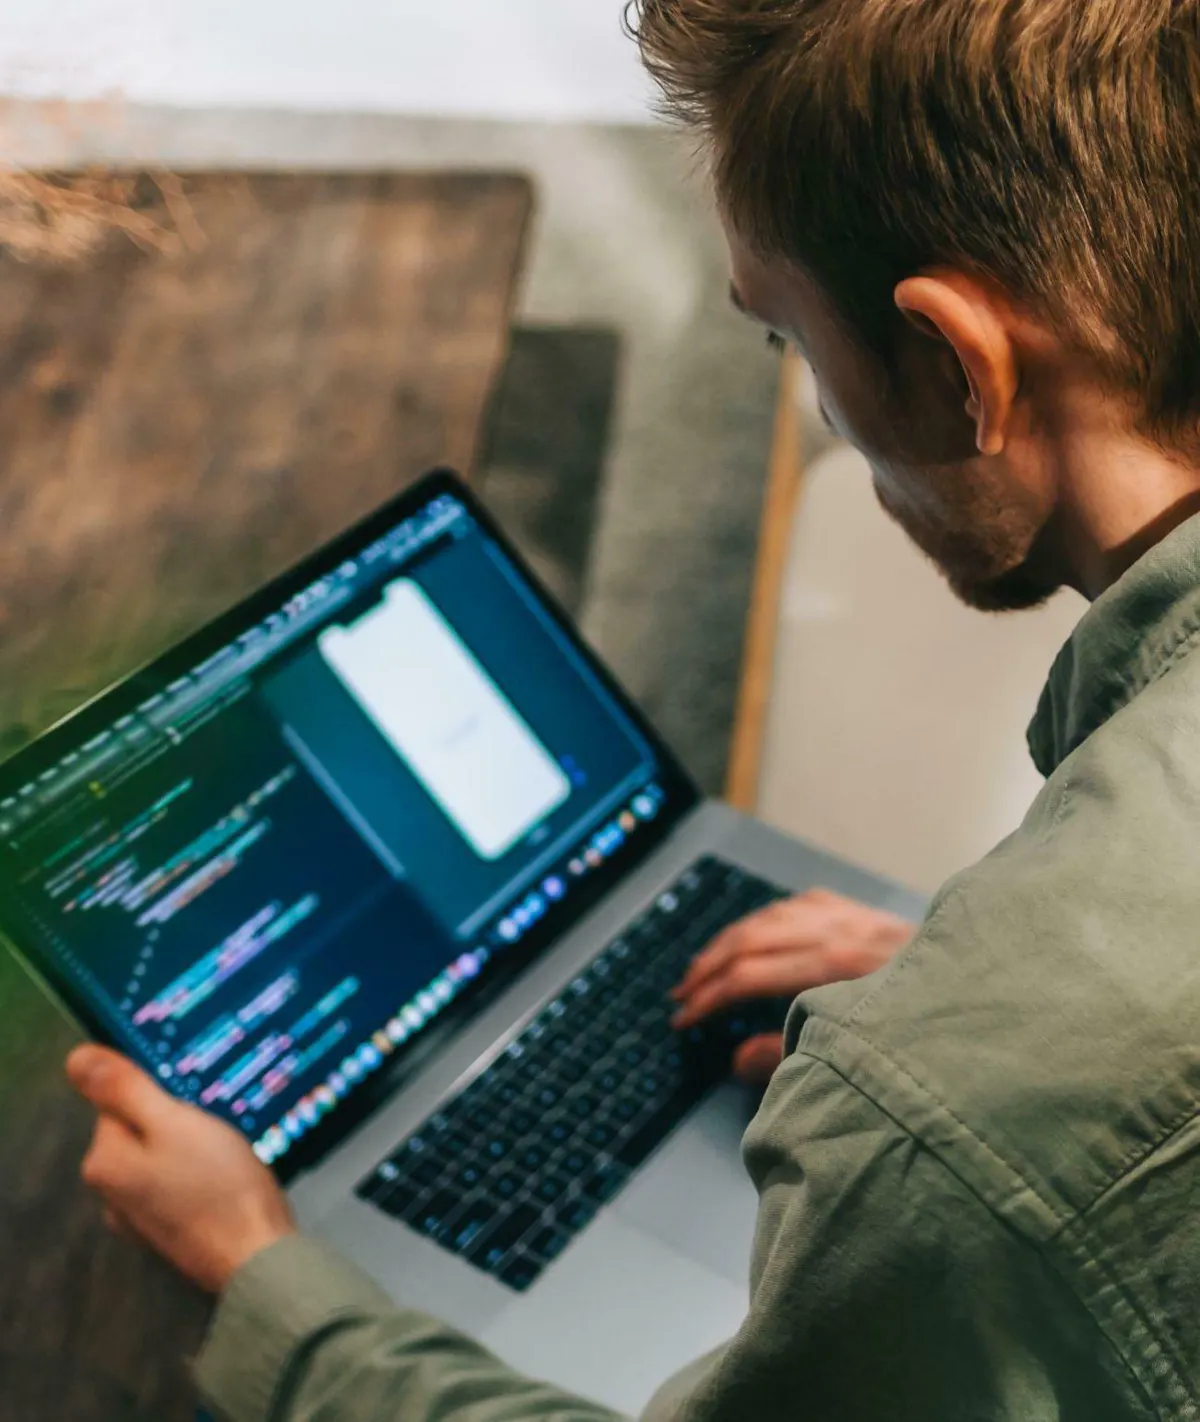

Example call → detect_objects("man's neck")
1048 418 1200 601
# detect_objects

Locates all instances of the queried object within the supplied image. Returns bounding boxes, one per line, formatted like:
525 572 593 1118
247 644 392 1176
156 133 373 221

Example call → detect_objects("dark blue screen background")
262 530 653 936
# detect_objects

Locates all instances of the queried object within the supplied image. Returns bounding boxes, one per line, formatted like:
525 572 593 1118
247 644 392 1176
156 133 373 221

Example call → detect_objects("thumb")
66 1046 169 1134
733 1033 785 1086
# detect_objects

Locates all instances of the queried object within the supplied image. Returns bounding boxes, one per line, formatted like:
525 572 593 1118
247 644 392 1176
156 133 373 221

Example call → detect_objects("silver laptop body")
296 802 920 1414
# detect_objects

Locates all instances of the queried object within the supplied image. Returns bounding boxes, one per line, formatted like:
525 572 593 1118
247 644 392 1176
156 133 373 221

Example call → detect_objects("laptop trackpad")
611 1084 761 1286
480 1214 748 1415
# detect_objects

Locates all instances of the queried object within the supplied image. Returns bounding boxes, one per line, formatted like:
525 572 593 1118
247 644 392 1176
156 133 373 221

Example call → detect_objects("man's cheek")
869 466 941 550
821 389 900 464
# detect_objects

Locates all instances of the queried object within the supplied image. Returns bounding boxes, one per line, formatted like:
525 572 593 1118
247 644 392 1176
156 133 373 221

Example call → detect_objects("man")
66 0 1200 1417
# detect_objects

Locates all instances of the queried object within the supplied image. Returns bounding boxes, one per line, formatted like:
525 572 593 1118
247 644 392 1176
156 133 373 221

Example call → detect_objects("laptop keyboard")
355 855 786 1291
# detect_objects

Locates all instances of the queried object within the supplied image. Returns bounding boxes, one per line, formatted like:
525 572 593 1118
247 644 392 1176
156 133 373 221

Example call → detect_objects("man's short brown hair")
630 0 1200 447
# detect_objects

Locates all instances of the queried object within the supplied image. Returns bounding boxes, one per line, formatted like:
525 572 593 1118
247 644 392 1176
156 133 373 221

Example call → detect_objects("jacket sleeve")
193 1232 628 1422
194 1051 1139 1422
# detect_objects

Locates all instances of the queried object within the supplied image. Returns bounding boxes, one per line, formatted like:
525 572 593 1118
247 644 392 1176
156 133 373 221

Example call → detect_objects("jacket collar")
1028 513 1200 776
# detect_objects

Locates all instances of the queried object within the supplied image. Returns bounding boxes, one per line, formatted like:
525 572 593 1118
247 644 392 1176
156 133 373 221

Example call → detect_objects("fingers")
82 1119 140 1240
671 955 805 1028
733 1033 785 1086
672 891 917 1029
67 1046 169 1136
674 897 819 1000
81 1113 144 1198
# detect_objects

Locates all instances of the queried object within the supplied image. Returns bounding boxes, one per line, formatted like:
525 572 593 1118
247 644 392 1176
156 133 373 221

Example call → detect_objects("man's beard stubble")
871 467 1061 614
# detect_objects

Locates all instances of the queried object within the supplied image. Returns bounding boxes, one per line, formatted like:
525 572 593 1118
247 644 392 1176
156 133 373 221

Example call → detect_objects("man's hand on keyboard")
66 1044 296 1293
670 892 914 1084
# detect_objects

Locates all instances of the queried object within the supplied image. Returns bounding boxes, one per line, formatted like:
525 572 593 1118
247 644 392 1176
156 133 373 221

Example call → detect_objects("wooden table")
0 169 532 1422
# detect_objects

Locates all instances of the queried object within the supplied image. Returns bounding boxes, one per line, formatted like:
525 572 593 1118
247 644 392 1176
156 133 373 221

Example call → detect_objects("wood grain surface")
726 349 805 812
0 169 532 1422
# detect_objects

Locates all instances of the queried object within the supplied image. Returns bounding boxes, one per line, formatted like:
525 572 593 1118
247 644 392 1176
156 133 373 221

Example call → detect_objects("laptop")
0 470 922 1412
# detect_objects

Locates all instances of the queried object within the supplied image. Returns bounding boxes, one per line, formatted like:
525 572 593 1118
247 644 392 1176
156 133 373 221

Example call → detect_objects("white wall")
757 370 1086 896
0 0 656 123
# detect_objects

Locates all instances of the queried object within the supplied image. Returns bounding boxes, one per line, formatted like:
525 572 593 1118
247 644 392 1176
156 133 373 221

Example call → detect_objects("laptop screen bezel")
0 468 702 1181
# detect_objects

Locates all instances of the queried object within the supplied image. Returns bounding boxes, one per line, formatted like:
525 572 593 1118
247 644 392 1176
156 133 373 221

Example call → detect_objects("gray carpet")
4 107 781 794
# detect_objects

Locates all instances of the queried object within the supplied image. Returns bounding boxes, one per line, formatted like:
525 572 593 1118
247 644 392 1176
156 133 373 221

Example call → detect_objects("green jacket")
196 515 1200 1422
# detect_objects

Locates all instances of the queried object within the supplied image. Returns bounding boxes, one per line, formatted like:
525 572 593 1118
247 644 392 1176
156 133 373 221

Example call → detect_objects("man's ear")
894 272 1018 457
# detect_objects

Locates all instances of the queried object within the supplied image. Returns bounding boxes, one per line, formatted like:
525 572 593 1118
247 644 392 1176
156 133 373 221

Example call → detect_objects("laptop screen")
0 475 697 1176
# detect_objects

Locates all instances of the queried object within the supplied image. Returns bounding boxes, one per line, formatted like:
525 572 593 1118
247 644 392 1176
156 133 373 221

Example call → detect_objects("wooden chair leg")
725 349 807 812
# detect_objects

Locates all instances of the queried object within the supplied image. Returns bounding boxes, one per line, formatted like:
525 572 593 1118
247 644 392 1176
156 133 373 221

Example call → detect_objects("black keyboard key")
357 1163 402 1204
555 1198 597 1233
518 1144 548 1172
453 1080 489 1112
581 1163 629 1204
519 1047 553 1077
560 1149 590 1177
491 1173 521 1200
624 992 660 1021
533 1172 571 1205
410 1191 464 1237
533 1085 562 1110
410 1157 445 1189
636 997 672 1024
584 1121 617 1150
424 1111 458 1137
528 1227 570 1263
585 1018 622 1052
613 1096 641 1123
446 1198 500 1253
646 962 684 992
395 1135 432 1160
545 1117 573 1146
483 1135 515 1162
507 1109 537 1137
376 1182 422 1219
469 1204 543 1269
431 1130 474 1158
570 1093 599 1118
498 1253 540 1292
455 1162 486 1191
615 1092 702 1170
